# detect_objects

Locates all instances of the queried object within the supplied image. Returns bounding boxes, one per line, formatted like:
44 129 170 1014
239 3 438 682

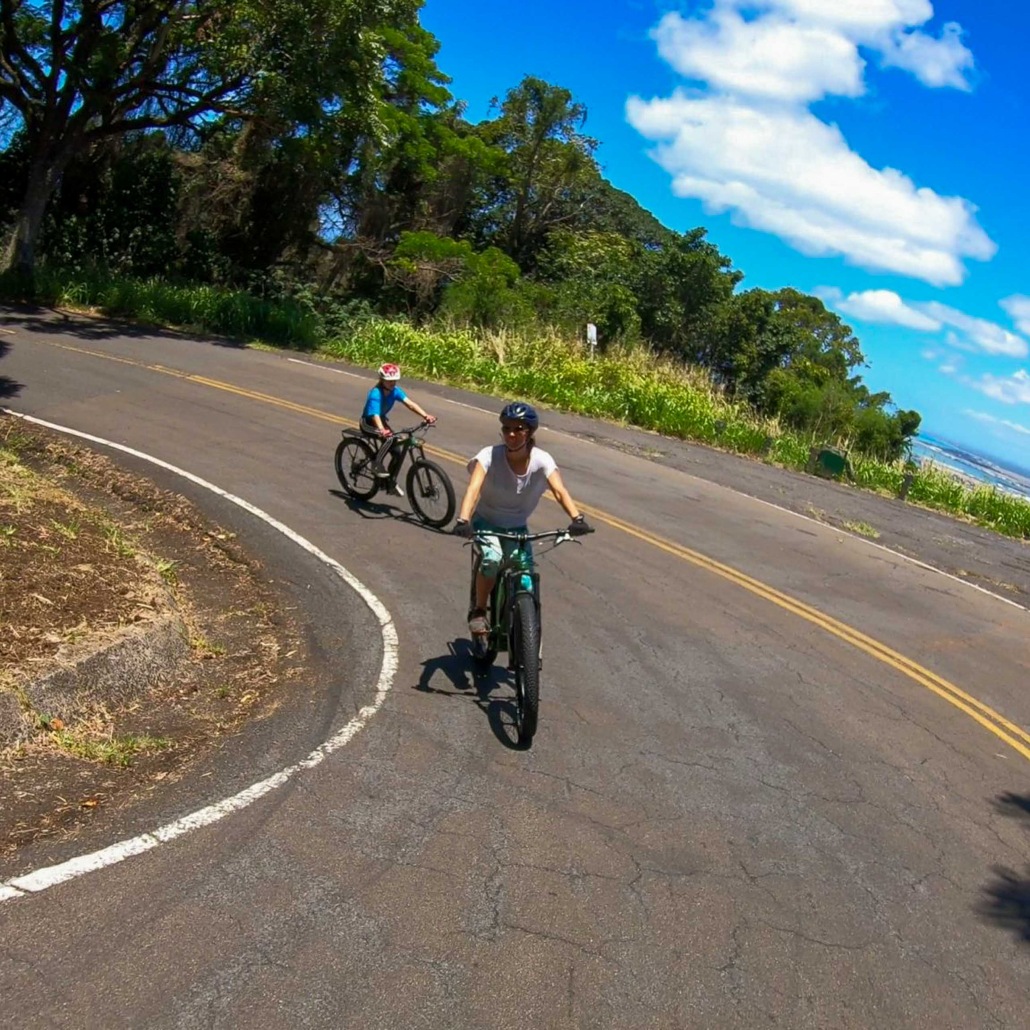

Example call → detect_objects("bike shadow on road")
328 488 453 535
977 791 1030 944
415 639 527 750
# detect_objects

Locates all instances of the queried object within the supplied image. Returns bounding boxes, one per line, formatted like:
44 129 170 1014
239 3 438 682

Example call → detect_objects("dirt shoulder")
0 416 309 856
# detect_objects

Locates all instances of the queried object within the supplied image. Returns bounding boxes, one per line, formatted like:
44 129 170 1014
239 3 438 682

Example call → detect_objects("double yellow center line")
38 340 1030 763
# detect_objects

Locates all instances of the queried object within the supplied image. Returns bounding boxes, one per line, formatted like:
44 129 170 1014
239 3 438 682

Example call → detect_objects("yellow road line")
35 339 1030 762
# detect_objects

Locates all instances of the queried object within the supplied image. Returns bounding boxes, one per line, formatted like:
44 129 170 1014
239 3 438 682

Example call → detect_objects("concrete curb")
0 613 190 746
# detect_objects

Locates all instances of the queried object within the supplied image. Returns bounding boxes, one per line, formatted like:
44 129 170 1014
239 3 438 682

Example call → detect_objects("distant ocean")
911 432 1030 502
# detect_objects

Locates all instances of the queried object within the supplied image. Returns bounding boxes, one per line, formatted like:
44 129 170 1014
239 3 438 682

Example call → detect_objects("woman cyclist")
453 402 593 638
361 363 436 494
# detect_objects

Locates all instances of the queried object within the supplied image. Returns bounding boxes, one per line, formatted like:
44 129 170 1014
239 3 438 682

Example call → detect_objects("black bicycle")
466 528 584 746
334 420 456 528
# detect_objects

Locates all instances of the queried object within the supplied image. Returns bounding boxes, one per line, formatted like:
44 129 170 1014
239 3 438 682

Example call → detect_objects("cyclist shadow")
327 489 451 534
415 639 527 750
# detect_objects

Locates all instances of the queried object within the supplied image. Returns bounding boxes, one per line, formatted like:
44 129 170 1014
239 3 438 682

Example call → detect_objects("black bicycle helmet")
499 401 539 430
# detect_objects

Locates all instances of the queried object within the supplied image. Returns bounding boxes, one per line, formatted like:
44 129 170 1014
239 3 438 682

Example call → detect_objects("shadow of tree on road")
416 639 525 750
9 304 251 348
978 792 1030 943
0 339 24 398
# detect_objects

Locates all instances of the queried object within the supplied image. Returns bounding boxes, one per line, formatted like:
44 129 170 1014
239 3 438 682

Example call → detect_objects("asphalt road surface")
1 308 1028 1029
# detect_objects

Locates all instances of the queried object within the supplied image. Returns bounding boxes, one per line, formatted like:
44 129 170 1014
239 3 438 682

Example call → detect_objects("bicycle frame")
353 421 433 481
470 529 574 661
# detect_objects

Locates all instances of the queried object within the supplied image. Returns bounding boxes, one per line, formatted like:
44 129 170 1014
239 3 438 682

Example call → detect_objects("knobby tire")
406 458 456 527
334 437 379 500
513 591 540 745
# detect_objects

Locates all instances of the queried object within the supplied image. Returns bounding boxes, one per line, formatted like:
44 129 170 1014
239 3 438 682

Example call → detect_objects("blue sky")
421 0 1030 470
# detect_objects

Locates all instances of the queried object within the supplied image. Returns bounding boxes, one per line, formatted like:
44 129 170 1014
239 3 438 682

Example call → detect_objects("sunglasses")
501 424 530 435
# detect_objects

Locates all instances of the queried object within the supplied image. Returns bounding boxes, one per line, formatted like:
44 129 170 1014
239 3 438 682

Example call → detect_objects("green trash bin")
809 446 849 480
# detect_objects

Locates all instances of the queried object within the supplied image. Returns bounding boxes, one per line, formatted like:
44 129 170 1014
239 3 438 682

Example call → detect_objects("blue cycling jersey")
363 383 407 419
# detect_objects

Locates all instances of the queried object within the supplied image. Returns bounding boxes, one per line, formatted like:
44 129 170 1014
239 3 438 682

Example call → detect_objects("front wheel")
406 458 456 527
334 436 379 500
512 592 540 745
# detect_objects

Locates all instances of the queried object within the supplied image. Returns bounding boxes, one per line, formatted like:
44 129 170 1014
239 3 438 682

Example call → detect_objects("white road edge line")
0 410 398 905
739 493 1029 612
287 358 1023 609
287 357 364 379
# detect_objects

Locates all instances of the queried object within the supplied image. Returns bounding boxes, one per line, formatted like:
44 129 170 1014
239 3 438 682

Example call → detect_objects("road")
1 309 1028 1028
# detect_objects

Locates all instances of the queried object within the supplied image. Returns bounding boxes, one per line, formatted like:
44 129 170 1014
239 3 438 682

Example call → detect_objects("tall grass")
5 267 1028 539
323 321 776 453
325 319 1030 539
2 265 320 348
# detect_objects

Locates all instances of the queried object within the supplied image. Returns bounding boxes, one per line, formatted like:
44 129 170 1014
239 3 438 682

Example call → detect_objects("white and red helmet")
378 363 401 381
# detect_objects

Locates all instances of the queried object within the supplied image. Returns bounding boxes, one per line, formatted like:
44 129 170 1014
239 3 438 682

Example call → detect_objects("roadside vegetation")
0 427 175 763
1 2 1027 540
1 419 309 852
5 267 1030 540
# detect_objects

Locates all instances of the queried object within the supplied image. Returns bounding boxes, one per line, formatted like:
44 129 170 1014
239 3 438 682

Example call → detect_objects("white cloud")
878 22 974 90
917 302 1028 358
969 370 1030 405
1001 295 1030 336
964 410 1030 436
652 10 864 104
739 1 973 89
824 288 941 330
819 288 1029 357
629 1 989 284
771 0 934 34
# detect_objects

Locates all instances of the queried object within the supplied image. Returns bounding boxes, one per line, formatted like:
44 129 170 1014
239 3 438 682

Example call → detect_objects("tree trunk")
3 150 72 276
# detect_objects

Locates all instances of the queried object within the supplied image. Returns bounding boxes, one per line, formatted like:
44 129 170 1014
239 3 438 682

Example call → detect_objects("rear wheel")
406 459 456 527
334 436 379 500
512 591 540 745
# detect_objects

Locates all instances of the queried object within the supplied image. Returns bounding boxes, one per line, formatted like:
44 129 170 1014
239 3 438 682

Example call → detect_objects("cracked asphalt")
1 308 1028 1028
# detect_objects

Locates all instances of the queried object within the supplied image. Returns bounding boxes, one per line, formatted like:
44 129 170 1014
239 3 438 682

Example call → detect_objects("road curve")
1 309 1028 1028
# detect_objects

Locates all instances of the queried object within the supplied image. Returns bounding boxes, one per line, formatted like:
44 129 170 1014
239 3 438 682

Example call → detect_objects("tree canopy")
0 2 921 460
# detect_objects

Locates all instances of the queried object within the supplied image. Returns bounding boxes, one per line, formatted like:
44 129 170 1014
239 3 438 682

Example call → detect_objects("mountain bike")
334 420 456 528
466 528 584 746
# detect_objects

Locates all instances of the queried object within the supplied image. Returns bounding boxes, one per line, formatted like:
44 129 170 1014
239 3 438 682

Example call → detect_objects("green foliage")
388 231 475 312
323 318 776 451
8 261 1025 539
1 11 927 498
473 76 600 269
41 137 182 276
537 231 641 342
1 0 428 273
439 248 535 329
8 265 319 347
637 228 741 357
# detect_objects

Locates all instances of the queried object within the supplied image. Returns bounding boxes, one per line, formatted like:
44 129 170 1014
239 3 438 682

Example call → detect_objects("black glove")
453 518 474 538
568 515 593 536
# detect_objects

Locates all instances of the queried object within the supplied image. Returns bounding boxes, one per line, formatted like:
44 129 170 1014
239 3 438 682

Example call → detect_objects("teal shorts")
472 517 534 579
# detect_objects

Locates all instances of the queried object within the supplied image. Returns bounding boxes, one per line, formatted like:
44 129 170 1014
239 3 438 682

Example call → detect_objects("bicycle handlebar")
472 528 576 545
391 420 435 437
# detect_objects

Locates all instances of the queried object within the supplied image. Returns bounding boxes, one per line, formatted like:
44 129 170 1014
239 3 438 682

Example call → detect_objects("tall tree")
477 76 598 269
0 0 420 273
636 228 741 356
